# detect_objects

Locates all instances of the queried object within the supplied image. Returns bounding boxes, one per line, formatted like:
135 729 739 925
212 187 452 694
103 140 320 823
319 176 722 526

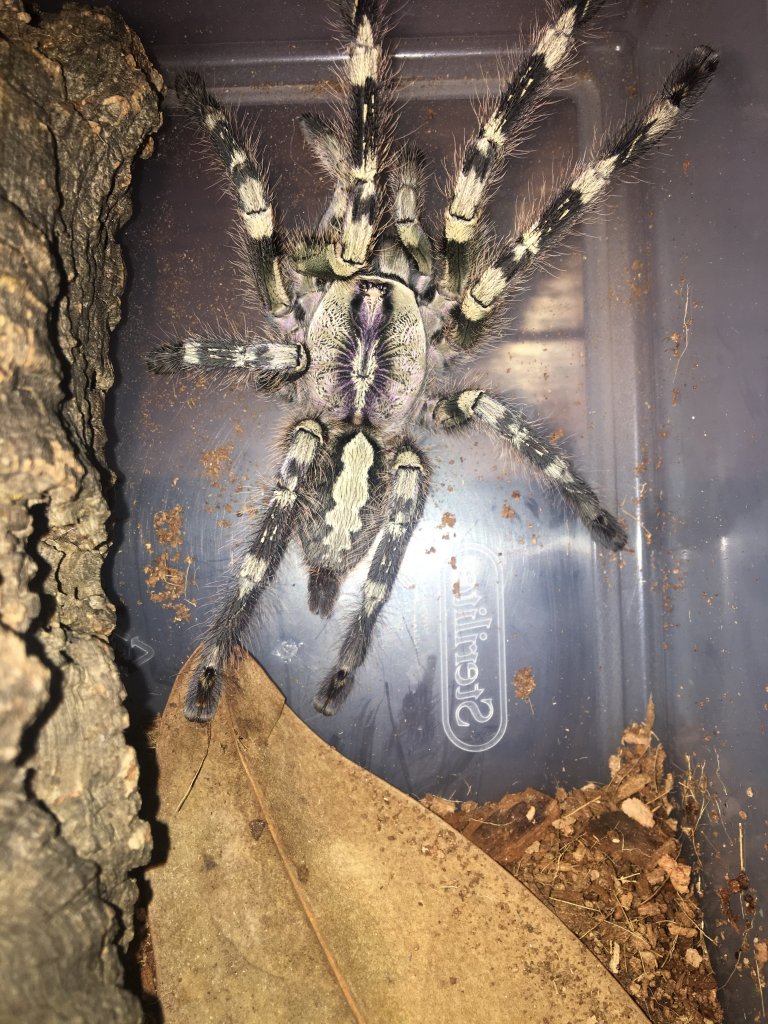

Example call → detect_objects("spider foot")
147 340 186 375
589 509 628 552
184 665 221 723
313 668 354 716
174 70 208 115
308 568 341 618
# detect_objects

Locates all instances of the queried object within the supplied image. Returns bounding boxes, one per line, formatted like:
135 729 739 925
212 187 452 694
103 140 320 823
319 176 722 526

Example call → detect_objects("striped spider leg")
445 45 720 352
441 0 607 299
174 71 304 333
147 334 309 390
426 390 626 550
183 419 326 722
325 0 389 279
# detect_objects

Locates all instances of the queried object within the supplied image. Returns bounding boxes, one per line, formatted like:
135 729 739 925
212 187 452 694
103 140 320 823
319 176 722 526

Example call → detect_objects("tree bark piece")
0 2 162 1020
150 652 651 1024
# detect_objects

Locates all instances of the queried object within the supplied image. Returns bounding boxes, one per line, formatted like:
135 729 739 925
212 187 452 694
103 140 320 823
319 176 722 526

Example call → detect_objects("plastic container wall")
103 1 767 1016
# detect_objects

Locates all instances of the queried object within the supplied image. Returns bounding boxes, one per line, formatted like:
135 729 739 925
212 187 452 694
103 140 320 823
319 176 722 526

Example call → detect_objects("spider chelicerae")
149 0 717 722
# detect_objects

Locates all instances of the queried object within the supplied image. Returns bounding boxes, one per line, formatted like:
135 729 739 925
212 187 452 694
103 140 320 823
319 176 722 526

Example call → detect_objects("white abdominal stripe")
451 43 718 351
433 391 626 550
322 431 377 555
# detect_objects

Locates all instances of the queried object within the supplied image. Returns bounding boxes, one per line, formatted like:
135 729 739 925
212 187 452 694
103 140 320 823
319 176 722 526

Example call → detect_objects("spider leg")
314 443 430 715
326 0 387 279
299 112 349 234
175 72 300 327
183 418 326 722
390 145 432 275
148 334 308 390
447 46 719 352
440 0 605 297
429 389 626 551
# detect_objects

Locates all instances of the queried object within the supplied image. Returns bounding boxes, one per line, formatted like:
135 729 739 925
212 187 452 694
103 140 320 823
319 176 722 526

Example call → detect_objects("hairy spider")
149 0 717 722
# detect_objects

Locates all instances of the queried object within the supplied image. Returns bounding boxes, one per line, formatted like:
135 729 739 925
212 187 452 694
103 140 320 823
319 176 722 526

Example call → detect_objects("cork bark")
0 2 162 1019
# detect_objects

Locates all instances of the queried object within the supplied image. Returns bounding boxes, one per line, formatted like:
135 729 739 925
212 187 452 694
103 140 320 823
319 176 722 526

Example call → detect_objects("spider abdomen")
301 277 427 427
299 426 389 611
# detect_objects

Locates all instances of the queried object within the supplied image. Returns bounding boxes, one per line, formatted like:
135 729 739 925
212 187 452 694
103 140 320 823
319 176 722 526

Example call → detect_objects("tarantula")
149 0 717 722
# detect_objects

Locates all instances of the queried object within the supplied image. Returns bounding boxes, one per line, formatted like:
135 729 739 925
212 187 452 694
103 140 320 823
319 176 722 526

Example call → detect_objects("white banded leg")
449 45 719 351
390 145 432 275
148 335 308 390
326 0 386 278
175 72 297 321
314 444 430 715
442 0 605 296
431 390 626 551
185 419 326 722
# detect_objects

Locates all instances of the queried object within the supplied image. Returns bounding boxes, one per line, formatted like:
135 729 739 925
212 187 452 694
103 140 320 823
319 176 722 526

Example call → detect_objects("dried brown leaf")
148 652 650 1024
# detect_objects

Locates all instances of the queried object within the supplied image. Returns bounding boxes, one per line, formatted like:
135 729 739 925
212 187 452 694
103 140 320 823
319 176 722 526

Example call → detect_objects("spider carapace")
149 0 718 722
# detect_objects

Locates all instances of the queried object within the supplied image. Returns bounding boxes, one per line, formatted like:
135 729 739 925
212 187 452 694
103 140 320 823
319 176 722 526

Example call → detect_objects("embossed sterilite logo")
439 542 508 752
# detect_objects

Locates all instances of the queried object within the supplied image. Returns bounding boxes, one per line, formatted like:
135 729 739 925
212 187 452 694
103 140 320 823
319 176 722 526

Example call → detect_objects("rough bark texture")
0 2 162 1020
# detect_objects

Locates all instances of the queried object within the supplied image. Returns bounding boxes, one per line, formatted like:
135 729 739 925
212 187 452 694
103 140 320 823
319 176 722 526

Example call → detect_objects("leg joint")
292 419 325 444
433 390 484 428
